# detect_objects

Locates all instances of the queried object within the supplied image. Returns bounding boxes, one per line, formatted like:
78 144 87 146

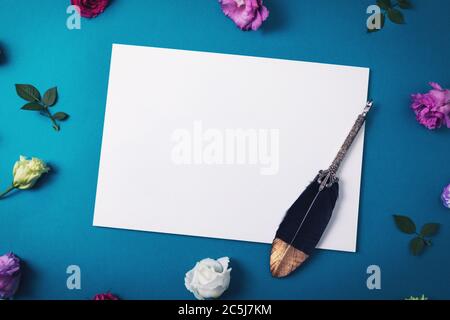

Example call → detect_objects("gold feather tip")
270 238 309 278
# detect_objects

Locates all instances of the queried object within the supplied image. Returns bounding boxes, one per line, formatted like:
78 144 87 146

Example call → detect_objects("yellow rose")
0 156 50 199
13 156 50 190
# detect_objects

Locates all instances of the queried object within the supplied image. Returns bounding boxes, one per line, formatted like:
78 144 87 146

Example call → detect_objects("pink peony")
93 292 119 300
411 82 450 130
219 0 269 31
71 0 110 18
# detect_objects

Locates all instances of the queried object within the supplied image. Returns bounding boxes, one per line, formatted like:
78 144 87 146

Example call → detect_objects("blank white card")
94 44 369 252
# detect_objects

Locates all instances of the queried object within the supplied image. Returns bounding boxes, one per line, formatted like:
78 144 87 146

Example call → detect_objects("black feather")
275 176 339 256
271 102 373 277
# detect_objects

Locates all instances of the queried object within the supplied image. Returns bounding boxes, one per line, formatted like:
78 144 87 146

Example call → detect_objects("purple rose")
442 184 450 209
0 253 21 300
411 82 450 130
219 0 269 31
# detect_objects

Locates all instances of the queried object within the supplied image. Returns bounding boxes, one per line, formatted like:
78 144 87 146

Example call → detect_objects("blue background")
0 0 449 300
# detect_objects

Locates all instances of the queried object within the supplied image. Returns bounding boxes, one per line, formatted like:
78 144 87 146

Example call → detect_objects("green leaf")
53 112 69 121
387 8 405 24
393 215 416 234
420 223 440 237
21 102 44 111
43 87 58 106
410 237 425 256
368 13 385 33
398 0 412 9
15 84 41 102
377 0 392 10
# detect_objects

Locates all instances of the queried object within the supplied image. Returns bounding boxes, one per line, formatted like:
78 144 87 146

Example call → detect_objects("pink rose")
411 82 450 130
219 0 269 31
71 0 110 18
93 292 119 300
442 184 450 209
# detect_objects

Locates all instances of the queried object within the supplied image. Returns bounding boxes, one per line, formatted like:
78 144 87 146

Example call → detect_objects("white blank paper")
93 44 369 252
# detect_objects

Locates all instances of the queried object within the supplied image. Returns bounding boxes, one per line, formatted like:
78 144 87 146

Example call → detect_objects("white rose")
13 156 50 190
185 257 231 300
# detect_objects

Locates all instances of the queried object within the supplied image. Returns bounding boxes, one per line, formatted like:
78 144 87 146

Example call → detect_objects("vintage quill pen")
270 101 374 278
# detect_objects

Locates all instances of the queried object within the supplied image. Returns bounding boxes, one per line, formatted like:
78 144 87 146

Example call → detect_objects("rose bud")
219 0 269 31
0 156 50 199
442 184 450 209
71 0 110 18
93 293 119 300
185 257 231 300
13 156 50 190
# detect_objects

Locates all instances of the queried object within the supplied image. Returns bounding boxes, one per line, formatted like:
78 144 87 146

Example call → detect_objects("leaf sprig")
393 215 440 256
368 0 412 33
15 84 69 132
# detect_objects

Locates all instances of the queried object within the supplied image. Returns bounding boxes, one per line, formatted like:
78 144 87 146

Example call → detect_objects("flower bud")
185 257 231 300
0 253 21 300
13 156 49 190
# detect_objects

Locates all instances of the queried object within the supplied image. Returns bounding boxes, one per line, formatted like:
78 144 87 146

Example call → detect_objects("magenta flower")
71 0 110 18
93 292 119 300
219 0 269 31
411 82 450 130
442 184 450 209
0 253 21 300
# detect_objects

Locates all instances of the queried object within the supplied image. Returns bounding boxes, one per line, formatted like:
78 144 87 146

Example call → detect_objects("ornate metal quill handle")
318 101 373 190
